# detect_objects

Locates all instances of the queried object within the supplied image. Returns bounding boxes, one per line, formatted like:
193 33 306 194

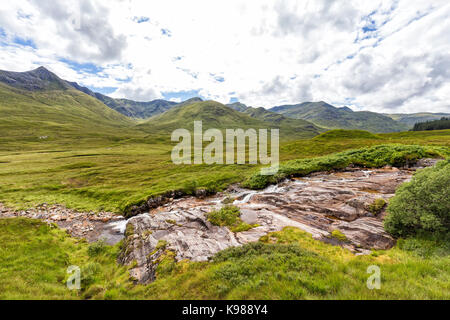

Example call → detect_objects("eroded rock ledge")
119 159 439 284
0 203 125 244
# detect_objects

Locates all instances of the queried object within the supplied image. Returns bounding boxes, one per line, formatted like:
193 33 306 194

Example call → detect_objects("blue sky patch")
88 86 118 95
362 25 377 33
161 29 172 37
135 16 150 23
60 58 103 74
13 37 36 49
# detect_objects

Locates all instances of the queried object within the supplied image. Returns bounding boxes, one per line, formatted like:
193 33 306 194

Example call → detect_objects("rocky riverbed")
119 159 439 283
0 158 439 284
0 203 126 244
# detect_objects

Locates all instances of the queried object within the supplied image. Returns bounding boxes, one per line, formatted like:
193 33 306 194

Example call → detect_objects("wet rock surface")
0 203 126 244
120 159 439 283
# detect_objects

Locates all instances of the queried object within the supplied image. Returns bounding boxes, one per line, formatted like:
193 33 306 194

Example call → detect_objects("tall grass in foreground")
1 219 448 300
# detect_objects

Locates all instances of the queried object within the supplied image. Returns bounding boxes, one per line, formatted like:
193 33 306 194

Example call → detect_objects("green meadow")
1 125 449 300
1 129 449 213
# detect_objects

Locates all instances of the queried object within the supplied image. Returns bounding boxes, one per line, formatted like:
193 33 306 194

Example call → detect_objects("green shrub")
104 288 120 300
368 198 387 215
397 236 450 258
182 180 198 195
207 205 241 227
88 240 108 257
330 230 348 242
80 262 102 288
384 160 450 238
207 205 257 233
155 240 168 251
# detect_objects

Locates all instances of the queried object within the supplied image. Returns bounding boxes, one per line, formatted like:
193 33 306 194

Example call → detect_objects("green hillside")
0 67 181 120
0 83 135 147
386 113 450 128
313 129 381 141
139 100 321 139
271 101 408 133
227 102 249 112
242 106 324 136
412 117 450 131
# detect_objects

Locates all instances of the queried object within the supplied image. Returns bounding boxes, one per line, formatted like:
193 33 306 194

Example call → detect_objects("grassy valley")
0 67 449 301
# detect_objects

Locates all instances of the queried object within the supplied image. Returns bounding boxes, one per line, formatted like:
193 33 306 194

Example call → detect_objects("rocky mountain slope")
68 81 179 119
0 66 74 91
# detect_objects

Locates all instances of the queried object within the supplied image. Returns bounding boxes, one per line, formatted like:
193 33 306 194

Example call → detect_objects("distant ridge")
67 81 179 119
270 101 409 133
1 67 445 132
385 113 450 128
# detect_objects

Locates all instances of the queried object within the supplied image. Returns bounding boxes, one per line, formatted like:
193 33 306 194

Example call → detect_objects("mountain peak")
0 66 71 91
185 97 203 103
35 66 50 72
339 106 353 112
29 66 61 80
175 97 203 107
227 102 249 112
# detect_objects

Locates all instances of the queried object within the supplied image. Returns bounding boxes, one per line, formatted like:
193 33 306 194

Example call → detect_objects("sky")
0 0 449 113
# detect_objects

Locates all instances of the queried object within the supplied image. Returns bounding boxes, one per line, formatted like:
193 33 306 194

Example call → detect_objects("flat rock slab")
120 163 441 284
0 203 125 244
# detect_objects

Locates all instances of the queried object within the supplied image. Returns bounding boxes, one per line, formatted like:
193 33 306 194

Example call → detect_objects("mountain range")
269 101 409 133
0 68 133 141
0 67 320 141
1 66 448 136
138 100 321 139
384 113 450 127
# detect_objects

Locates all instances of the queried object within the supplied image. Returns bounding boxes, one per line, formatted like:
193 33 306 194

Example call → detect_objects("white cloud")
0 0 448 112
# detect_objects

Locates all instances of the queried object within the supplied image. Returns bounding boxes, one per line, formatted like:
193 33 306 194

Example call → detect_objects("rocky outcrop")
125 190 188 218
3 159 439 285
117 207 243 283
0 203 125 244
119 164 442 284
